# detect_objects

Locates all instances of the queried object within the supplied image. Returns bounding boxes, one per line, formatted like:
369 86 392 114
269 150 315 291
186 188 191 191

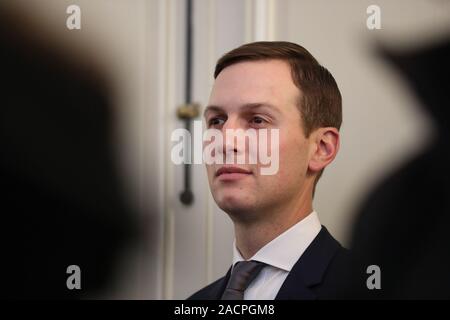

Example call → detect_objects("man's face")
204 59 315 221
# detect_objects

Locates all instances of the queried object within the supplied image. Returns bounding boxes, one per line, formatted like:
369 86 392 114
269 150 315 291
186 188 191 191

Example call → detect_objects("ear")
308 127 340 173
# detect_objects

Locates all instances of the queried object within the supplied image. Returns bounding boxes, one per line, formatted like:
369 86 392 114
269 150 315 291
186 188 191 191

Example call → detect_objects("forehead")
209 59 299 110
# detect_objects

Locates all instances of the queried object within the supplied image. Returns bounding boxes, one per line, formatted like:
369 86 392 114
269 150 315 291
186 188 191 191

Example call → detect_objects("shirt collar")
232 211 322 272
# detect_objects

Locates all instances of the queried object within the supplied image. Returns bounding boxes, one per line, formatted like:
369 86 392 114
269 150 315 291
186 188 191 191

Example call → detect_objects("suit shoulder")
316 238 351 299
323 230 350 274
329 244 350 271
187 276 227 300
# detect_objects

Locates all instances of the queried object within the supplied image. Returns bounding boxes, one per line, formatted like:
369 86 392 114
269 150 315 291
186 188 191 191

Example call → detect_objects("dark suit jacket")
188 226 348 300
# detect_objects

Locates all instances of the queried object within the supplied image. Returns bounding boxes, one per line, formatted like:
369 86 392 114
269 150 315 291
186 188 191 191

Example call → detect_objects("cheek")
253 134 297 189
206 165 215 182
277 132 309 179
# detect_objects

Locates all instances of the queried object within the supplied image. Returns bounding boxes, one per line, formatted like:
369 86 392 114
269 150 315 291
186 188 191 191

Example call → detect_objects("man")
189 41 346 300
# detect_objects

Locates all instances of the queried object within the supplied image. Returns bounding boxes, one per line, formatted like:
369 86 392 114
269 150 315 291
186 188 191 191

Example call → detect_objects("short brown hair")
214 41 342 193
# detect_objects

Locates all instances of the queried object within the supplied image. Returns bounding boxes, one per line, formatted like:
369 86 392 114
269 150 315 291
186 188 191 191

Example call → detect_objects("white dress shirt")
231 211 322 300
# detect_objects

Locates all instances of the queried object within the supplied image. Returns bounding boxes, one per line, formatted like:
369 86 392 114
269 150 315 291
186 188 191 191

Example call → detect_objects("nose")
220 116 242 157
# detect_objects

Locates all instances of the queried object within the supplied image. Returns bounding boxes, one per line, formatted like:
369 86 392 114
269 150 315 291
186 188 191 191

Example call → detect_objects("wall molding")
246 0 277 42
159 0 177 300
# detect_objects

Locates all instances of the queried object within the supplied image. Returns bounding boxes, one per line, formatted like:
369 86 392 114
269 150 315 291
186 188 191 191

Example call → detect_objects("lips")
215 166 252 177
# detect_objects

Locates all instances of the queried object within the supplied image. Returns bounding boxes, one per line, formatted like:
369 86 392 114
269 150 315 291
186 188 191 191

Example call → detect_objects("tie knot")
221 260 266 300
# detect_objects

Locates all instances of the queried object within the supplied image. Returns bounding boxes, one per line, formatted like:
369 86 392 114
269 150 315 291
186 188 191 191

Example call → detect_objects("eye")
250 116 267 125
208 117 225 127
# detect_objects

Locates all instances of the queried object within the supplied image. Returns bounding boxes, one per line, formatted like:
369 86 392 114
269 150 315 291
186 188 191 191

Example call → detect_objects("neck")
234 190 313 260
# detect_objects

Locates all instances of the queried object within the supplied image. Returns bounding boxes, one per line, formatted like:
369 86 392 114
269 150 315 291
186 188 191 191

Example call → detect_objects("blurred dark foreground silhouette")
0 5 138 299
344 36 450 299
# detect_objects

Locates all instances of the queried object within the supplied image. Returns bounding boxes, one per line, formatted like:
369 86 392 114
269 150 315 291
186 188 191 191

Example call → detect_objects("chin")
215 192 253 213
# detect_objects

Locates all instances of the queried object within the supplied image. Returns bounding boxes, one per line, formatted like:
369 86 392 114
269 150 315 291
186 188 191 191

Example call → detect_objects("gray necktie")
221 260 266 300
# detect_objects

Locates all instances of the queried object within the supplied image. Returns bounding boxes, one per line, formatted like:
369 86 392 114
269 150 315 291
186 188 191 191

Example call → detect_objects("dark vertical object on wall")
179 0 195 205
185 0 193 105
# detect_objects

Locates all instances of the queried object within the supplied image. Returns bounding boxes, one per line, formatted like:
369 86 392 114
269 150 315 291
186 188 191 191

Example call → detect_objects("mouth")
215 166 253 181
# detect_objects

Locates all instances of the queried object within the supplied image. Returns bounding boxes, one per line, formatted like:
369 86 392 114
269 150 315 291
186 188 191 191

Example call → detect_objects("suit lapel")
210 267 232 299
275 226 341 300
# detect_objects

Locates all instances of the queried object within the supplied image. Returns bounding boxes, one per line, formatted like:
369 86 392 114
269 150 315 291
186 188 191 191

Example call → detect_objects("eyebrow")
203 102 280 118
